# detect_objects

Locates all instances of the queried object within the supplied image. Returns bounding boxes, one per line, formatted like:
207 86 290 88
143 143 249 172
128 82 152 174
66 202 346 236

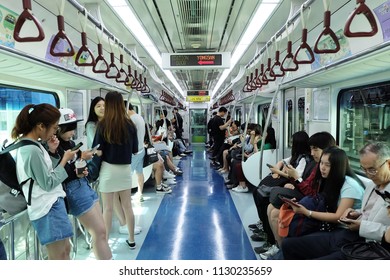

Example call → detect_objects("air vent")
178 0 210 49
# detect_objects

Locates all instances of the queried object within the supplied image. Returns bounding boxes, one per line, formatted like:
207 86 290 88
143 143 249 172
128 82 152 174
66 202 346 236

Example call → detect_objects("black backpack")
0 139 40 206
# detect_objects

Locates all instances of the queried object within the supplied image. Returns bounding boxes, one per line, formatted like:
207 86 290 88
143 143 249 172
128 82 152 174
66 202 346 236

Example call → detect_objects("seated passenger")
282 141 390 259
251 131 334 255
263 147 364 259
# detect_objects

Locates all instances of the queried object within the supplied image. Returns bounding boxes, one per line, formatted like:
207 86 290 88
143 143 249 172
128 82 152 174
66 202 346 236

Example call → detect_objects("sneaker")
248 221 262 230
139 194 144 202
259 244 279 259
163 170 176 179
126 240 136 250
231 186 248 193
164 178 176 185
133 192 144 202
156 185 172 194
254 242 272 254
119 225 142 235
179 153 186 157
174 168 183 175
173 156 182 160
250 231 267 242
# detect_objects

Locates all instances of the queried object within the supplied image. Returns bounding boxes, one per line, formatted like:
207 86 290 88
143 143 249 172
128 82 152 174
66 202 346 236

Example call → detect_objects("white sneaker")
163 170 176 179
231 186 248 193
119 225 142 235
259 245 279 259
164 178 176 185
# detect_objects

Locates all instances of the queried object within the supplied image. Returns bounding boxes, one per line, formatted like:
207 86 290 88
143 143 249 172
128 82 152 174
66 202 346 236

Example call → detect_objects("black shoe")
250 232 267 242
184 150 193 154
254 242 272 254
248 222 261 230
224 180 233 185
126 240 136 250
252 227 265 234
209 156 216 160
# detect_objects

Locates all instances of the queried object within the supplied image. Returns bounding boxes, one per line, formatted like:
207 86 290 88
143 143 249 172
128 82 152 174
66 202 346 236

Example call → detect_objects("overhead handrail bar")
50 0 75 57
293 5 315 65
14 0 45 42
75 8 95 66
67 0 147 71
344 0 378 37
314 0 340 54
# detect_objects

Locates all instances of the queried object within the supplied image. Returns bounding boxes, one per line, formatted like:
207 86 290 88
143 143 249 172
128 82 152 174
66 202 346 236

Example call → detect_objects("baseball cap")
59 108 78 125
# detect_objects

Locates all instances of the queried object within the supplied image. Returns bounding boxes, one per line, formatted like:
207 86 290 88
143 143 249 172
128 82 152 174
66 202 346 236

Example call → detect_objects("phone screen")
266 163 273 168
91 144 100 153
71 142 83 151
279 196 300 207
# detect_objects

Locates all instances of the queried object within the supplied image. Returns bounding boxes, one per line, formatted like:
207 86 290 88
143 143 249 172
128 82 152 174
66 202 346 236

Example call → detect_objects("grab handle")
105 52 120 79
14 0 45 42
293 28 315 64
281 41 298 71
344 0 378 37
92 43 108 73
314 11 340 54
75 32 95 66
49 15 75 57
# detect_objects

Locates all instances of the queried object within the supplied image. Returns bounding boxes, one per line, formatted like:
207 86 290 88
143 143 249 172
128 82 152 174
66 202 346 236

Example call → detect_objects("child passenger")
12 104 77 259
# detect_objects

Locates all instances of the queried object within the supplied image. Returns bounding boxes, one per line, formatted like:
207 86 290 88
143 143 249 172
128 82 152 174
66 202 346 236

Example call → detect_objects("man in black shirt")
211 107 231 159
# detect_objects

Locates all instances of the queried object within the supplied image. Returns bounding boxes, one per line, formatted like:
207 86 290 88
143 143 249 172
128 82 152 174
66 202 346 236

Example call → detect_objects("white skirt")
98 161 132 193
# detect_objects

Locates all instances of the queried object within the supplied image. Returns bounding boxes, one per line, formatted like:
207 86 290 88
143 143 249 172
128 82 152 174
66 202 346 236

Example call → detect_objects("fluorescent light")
212 1 280 98
106 0 183 96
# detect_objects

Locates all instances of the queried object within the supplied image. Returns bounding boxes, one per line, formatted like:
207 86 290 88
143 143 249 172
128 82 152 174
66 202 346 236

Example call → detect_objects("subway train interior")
0 0 390 261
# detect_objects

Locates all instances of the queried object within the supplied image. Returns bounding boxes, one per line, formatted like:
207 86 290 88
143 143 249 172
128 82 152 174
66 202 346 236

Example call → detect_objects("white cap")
59 108 77 125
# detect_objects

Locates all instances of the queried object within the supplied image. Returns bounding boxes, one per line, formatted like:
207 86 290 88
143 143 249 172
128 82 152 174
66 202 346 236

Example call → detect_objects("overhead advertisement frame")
162 52 230 69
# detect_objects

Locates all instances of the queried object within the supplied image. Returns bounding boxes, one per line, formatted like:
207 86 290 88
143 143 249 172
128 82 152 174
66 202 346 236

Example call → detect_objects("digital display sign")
187 90 209 96
162 52 230 69
170 54 222 67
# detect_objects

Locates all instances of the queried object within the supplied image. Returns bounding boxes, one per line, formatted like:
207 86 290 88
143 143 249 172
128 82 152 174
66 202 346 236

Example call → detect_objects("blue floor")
136 145 257 260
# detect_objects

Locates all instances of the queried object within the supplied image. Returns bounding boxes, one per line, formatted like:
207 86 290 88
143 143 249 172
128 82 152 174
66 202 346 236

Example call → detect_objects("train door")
189 108 207 143
284 87 306 157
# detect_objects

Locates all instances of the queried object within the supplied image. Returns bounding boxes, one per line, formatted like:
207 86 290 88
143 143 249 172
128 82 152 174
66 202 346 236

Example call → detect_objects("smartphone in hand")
279 195 300 207
283 160 289 166
266 163 274 168
71 142 83 151
91 144 100 154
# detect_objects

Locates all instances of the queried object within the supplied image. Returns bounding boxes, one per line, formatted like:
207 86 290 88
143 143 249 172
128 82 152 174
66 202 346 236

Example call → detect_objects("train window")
0 86 58 141
297 97 305 132
257 103 270 132
235 108 242 124
338 83 390 170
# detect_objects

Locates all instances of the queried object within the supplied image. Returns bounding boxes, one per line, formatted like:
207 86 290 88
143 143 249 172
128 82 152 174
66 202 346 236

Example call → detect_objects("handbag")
143 146 158 167
341 241 390 260
257 184 274 197
86 155 102 183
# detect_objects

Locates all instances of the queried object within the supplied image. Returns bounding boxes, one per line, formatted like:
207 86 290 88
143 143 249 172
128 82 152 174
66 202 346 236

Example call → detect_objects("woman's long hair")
97 92 133 144
290 131 310 166
85 96 104 128
315 147 363 212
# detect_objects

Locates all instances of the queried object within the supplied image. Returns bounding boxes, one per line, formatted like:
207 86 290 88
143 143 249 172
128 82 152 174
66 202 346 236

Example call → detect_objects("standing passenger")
56 108 112 259
85 97 105 149
12 104 77 259
92 92 139 250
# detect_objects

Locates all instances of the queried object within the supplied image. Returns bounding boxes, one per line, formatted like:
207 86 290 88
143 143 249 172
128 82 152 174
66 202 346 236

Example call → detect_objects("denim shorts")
31 198 73 246
132 149 145 174
65 178 99 217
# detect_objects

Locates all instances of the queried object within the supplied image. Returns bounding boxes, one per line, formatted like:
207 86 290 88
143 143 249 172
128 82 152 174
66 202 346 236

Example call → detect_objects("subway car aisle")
75 145 259 260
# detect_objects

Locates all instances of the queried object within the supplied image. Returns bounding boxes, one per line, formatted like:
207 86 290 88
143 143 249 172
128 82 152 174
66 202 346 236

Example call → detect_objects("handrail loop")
293 5 315 64
105 52 120 79
270 36 285 77
75 9 95 66
141 77 151 93
314 1 340 54
262 58 276 82
344 0 378 37
125 65 135 86
116 54 128 83
92 42 109 73
14 0 45 42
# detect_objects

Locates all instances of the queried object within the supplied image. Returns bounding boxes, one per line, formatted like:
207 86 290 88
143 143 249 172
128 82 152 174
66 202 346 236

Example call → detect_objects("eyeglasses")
374 189 390 204
360 160 388 176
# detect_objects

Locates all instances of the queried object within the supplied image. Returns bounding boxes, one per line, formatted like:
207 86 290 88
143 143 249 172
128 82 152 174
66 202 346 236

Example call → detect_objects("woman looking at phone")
54 108 112 260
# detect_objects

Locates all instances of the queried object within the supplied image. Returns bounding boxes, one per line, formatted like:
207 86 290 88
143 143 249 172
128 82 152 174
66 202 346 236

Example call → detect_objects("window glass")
338 83 390 170
0 86 57 141
297 97 305 132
